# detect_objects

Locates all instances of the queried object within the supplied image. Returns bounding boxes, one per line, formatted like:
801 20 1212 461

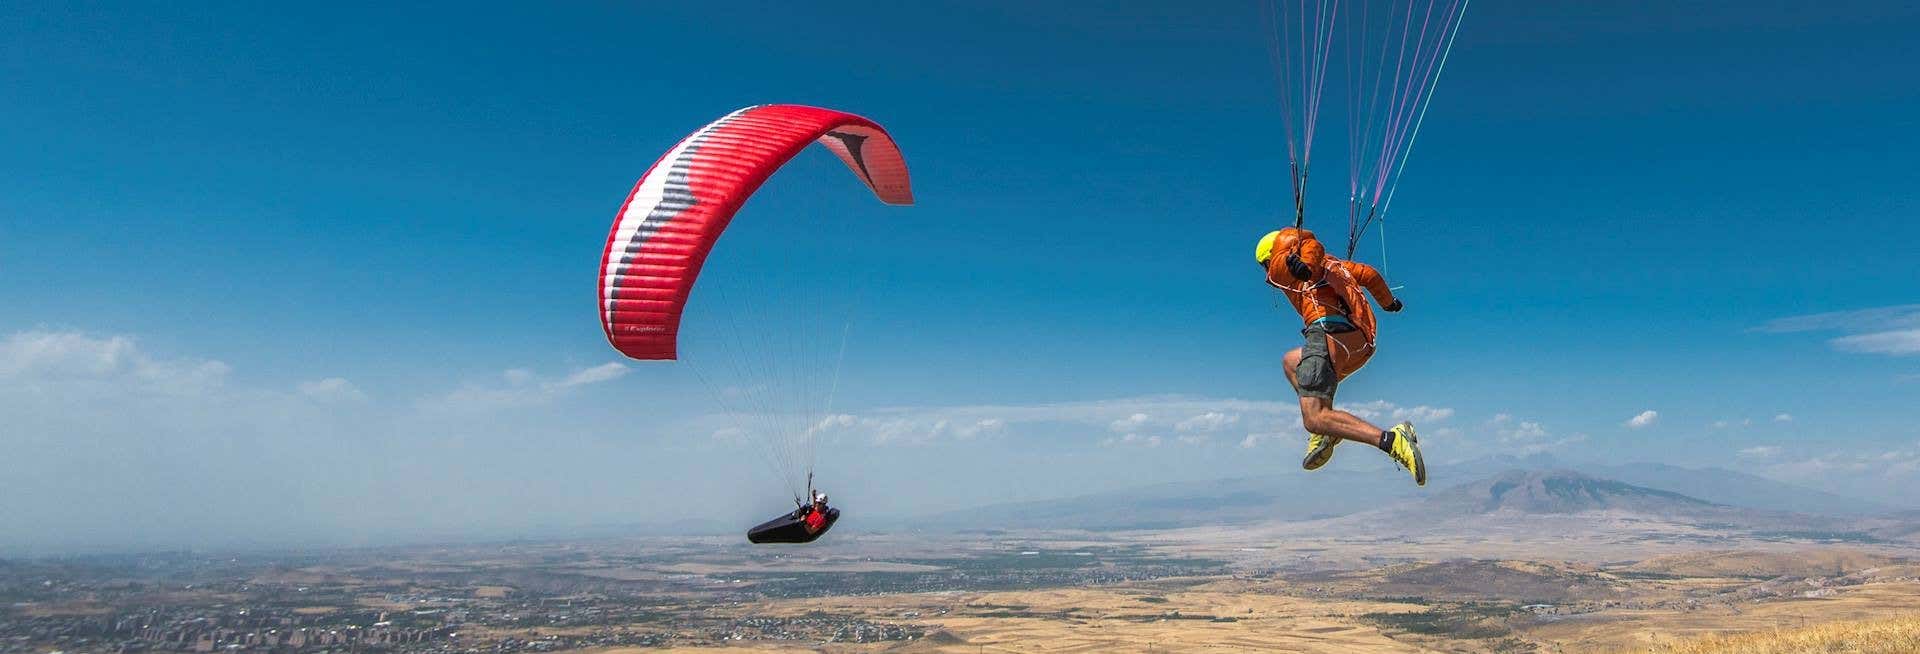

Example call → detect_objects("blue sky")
3 2 1918 553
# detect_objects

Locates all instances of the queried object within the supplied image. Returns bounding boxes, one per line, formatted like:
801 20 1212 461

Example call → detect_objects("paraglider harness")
1307 314 1358 334
749 473 839 544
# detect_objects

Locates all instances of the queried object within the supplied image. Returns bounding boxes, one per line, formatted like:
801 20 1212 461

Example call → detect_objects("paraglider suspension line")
1291 163 1309 229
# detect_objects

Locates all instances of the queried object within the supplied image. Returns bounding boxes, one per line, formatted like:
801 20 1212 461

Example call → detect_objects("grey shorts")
1293 325 1337 401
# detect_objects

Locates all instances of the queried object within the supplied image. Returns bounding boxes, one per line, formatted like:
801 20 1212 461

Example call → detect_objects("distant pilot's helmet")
813 492 828 504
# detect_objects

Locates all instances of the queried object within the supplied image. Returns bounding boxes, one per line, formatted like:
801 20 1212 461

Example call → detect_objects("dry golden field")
1640 614 1920 654
568 564 1920 653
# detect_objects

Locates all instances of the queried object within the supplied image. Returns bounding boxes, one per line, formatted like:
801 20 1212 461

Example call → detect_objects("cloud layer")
0 330 645 555
7 326 1913 554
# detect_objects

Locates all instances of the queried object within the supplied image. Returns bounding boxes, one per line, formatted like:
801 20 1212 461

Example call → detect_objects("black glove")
1286 255 1314 282
1384 299 1404 313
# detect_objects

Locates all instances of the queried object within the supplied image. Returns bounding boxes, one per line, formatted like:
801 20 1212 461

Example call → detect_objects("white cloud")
297 377 368 403
1175 411 1240 434
1487 413 1547 443
1757 304 1920 333
806 414 858 437
802 413 1008 447
1101 432 1166 448
1476 413 1582 456
1831 329 1920 356
1739 446 1781 459
1105 410 1163 448
1625 410 1659 429
809 395 1454 451
1238 431 1290 449
0 330 138 377
555 362 630 389
1766 445 1920 484
0 330 231 394
866 417 932 446
1109 413 1151 433
1758 305 1920 358
1348 400 1455 425
1773 413 1794 423
1506 421 1549 440
422 362 629 413
956 418 1006 439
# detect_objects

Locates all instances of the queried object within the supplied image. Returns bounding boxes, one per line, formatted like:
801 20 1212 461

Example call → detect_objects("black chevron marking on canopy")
822 130 874 184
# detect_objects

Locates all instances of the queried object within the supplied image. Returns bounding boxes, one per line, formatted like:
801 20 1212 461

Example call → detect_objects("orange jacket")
1265 243 1396 342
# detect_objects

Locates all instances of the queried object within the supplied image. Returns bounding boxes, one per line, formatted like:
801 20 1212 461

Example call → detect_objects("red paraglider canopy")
598 104 914 360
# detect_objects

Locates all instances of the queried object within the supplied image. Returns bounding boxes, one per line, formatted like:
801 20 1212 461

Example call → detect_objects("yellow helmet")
1254 230 1283 265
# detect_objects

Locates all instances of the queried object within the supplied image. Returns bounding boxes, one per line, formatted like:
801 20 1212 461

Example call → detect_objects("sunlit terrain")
7 507 1919 654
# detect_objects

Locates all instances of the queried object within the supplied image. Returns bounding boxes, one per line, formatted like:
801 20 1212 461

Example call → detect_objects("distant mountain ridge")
1449 455 1890 516
900 459 1892 533
1422 469 1717 516
1318 469 1893 542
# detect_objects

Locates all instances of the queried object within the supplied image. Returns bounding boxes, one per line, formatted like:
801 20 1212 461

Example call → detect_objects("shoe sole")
1395 423 1426 486
1302 437 1337 470
1410 441 1426 486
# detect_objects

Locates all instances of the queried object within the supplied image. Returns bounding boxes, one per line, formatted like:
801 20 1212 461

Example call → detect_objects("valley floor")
598 579 1920 653
541 534 1920 654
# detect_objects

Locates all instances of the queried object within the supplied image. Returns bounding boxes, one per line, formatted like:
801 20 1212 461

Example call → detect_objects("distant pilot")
803 492 830 534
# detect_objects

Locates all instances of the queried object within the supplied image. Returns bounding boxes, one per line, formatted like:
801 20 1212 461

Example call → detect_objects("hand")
1384 299 1404 313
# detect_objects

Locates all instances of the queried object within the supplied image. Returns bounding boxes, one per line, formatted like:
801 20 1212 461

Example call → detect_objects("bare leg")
1283 346 1386 446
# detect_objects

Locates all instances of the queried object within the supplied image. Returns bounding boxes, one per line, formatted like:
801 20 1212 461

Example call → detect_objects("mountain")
1589 462 1892 516
1314 469 1896 543
1447 455 1889 516
897 463 1902 538
1415 469 1719 517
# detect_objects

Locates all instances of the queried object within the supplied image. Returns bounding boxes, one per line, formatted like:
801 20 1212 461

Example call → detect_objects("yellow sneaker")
1302 433 1340 470
1384 422 1425 486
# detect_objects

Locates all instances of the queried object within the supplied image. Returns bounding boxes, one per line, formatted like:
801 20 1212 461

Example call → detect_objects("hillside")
1622 549 1907 579
1647 614 1920 654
